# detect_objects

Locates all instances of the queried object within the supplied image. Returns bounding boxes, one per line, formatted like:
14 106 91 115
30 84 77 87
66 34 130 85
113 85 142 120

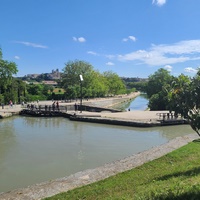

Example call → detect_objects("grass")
44 140 200 200
48 88 65 95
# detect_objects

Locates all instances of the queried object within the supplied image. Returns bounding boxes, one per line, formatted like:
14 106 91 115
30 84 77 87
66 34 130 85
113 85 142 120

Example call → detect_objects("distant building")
48 69 61 80
26 74 40 79
42 80 58 86
23 69 61 80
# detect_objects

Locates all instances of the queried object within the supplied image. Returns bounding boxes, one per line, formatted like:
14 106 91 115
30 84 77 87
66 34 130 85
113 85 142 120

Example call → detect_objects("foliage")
167 71 200 136
147 68 200 136
148 92 168 110
43 141 200 200
0 48 18 95
61 60 126 99
103 71 126 95
146 68 173 110
126 81 147 92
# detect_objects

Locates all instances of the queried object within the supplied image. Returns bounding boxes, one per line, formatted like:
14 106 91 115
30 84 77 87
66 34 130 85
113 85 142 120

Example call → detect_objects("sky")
1 0 200 78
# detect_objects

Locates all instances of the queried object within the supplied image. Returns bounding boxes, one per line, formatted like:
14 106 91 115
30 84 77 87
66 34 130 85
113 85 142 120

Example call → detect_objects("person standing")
9 100 13 108
56 101 59 111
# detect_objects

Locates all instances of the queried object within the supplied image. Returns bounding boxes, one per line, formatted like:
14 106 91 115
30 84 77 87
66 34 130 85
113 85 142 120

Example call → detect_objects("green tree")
62 60 94 99
146 68 173 98
168 71 200 136
103 71 126 95
0 48 18 95
62 60 127 99
87 71 108 97
146 68 173 110
27 84 43 95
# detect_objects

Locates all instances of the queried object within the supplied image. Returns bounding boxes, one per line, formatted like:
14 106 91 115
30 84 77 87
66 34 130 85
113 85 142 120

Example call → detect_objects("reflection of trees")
159 125 194 140
22 116 63 128
0 117 16 170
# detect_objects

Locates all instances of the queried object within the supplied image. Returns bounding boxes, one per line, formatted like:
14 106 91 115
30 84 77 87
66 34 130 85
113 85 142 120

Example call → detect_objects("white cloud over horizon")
73 37 86 43
106 62 115 66
122 35 136 42
152 0 166 6
14 41 48 49
118 40 200 67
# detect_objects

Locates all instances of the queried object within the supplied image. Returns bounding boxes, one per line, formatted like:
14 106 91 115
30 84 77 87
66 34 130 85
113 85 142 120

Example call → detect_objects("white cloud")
164 65 172 72
152 0 166 6
122 35 136 42
14 56 20 60
118 40 200 66
106 62 115 66
87 51 98 55
106 54 115 59
14 41 48 48
184 67 198 73
73 37 86 43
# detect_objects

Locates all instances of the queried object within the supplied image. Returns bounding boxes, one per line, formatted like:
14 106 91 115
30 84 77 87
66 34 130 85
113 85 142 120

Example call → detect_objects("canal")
0 96 195 193
112 94 148 111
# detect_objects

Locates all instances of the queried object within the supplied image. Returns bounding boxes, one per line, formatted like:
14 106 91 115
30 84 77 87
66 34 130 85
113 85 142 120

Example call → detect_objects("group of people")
44 101 60 111
52 101 59 111
26 101 60 112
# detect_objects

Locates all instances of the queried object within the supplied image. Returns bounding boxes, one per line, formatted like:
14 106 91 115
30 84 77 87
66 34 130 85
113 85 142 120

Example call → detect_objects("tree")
146 68 173 110
61 60 127 99
0 48 18 95
146 68 173 98
167 71 200 136
62 60 95 99
103 71 126 95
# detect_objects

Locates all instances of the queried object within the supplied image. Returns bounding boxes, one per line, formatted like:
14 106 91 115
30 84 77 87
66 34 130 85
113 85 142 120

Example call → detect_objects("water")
0 116 194 193
114 94 148 111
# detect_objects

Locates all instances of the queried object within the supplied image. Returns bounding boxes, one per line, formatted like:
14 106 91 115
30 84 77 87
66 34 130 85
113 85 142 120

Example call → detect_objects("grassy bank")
44 139 200 200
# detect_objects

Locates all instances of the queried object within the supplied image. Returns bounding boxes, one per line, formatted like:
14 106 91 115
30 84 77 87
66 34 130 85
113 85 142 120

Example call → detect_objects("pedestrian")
52 102 55 111
74 103 77 112
56 101 59 111
45 105 47 111
9 100 13 108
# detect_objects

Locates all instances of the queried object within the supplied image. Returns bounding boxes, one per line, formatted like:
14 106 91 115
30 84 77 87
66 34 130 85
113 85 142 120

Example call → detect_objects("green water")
0 116 194 193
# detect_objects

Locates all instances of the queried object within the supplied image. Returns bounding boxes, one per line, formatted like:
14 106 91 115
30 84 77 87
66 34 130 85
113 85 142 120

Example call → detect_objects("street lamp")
79 74 83 113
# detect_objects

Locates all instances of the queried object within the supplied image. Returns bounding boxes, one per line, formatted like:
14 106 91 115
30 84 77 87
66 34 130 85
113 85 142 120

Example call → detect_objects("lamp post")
79 74 83 113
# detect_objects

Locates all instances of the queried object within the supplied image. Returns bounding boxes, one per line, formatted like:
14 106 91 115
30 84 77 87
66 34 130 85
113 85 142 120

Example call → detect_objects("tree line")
2 48 200 136
0 49 131 105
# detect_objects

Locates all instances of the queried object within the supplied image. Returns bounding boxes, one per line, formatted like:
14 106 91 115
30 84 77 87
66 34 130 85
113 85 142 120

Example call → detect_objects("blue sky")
1 0 200 78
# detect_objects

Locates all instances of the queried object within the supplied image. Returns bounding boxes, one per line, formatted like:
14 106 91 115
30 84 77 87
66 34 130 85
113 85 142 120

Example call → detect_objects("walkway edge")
0 133 198 200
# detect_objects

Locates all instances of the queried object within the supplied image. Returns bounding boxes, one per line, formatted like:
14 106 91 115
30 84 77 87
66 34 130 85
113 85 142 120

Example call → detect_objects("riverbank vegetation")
44 140 200 200
145 68 200 136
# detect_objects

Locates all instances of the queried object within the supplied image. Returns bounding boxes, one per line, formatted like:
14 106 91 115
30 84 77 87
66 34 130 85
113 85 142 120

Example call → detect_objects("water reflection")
113 94 148 111
0 116 195 192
